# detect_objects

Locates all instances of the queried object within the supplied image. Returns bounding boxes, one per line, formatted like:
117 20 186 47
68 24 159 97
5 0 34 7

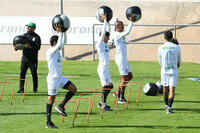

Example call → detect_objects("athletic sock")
60 92 75 107
168 98 174 107
103 102 106 108
102 89 111 103
120 93 125 99
46 103 52 122
118 88 121 98
164 97 168 105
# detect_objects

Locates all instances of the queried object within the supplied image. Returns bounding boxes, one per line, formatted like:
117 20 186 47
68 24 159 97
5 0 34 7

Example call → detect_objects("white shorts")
116 60 132 76
97 65 112 86
47 75 69 96
161 73 178 87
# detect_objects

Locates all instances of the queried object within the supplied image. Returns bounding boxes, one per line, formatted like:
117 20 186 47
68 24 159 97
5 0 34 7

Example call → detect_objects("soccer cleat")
98 102 111 109
165 105 168 111
17 89 24 93
113 93 116 98
33 89 37 93
46 121 58 129
55 105 67 116
98 102 102 107
102 105 113 111
118 98 127 103
166 107 174 114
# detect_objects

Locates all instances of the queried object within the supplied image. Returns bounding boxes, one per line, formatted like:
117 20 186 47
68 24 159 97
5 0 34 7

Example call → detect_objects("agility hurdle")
55 100 78 122
91 88 119 113
121 81 141 106
5 78 27 102
0 81 15 105
113 84 131 109
72 96 93 127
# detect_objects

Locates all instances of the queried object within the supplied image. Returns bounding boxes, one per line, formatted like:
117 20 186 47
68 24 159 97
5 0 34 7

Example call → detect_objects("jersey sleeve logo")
57 59 62 63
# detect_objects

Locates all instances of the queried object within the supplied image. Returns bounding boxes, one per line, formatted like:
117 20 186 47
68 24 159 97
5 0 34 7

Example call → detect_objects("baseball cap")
26 22 36 29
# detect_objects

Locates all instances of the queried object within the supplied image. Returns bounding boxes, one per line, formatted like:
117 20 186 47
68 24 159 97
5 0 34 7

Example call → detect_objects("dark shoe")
55 105 67 116
17 89 24 93
166 107 174 114
98 103 112 111
102 105 113 111
113 93 116 98
98 102 111 108
118 98 127 103
165 105 168 111
46 121 58 129
33 89 37 93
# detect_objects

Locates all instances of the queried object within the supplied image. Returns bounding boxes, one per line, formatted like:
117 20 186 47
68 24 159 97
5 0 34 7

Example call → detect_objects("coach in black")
16 22 41 93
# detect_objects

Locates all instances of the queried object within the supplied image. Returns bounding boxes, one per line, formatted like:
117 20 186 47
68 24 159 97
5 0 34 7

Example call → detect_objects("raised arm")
107 21 111 33
158 47 162 67
96 14 108 46
177 46 181 68
61 32 67 49
50 24 65 54
116 14 136 39
117 22 133 38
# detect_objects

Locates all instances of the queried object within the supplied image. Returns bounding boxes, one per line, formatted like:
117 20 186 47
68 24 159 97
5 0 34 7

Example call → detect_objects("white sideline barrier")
0 16 116 45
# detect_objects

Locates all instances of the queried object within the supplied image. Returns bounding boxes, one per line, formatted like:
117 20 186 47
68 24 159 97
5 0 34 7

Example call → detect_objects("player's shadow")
136 108 200 113
76 125 172 129
173 108 200 113
175 100 200 103
177 126 200 129
0 112 46 116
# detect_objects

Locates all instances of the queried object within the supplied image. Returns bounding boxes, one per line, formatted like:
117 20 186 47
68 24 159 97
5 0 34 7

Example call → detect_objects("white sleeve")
107 22 111 33
158 46 162 67
96 20 107 47
60 32 67 49
116 22 133 39
50 32 64 54
177 46 181 68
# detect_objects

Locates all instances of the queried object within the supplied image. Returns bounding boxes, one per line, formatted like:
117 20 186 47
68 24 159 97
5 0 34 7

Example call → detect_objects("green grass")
0 60 200 133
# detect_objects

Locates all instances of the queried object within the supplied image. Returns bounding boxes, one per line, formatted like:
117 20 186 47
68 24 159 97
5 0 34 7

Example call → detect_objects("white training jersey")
96 21 110 66
158 42 181 74
113 22 133 64
46 32 66 78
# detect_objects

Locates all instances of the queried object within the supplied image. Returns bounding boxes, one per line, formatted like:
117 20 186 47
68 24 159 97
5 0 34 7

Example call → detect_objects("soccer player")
113 15 136 103
96 14 113 111
46 24 77 128
158 31 181 113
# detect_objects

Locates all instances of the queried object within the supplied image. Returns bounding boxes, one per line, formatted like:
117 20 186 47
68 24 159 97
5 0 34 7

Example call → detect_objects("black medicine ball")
13 35 29 50
96 6 113 22
52 14 70 32
126 6 142 22
143 82 159 96
156 81 163 94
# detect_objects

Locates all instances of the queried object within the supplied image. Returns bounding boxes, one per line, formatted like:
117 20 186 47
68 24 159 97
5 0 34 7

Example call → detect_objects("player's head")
25 22 36 34
115 21 124 32
99 31 110 43
164 31 173 42
50 35 58 46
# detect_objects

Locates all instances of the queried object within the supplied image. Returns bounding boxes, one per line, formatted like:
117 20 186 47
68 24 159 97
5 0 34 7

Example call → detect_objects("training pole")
60 0 65 58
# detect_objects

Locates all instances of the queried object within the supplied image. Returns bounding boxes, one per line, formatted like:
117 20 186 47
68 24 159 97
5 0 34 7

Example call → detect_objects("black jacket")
23 32 41 62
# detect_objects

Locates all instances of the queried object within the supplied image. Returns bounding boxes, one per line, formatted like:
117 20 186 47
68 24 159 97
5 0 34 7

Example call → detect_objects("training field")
0 60 199 133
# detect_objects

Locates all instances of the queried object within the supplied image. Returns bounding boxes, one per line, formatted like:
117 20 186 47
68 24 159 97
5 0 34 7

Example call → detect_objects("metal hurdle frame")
5 78 27 102
0 81 15 105
120 81 141 106
78 93 104 118
113 84 131 109
72 96 92 126
91 88 119 113
55 100 78 122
